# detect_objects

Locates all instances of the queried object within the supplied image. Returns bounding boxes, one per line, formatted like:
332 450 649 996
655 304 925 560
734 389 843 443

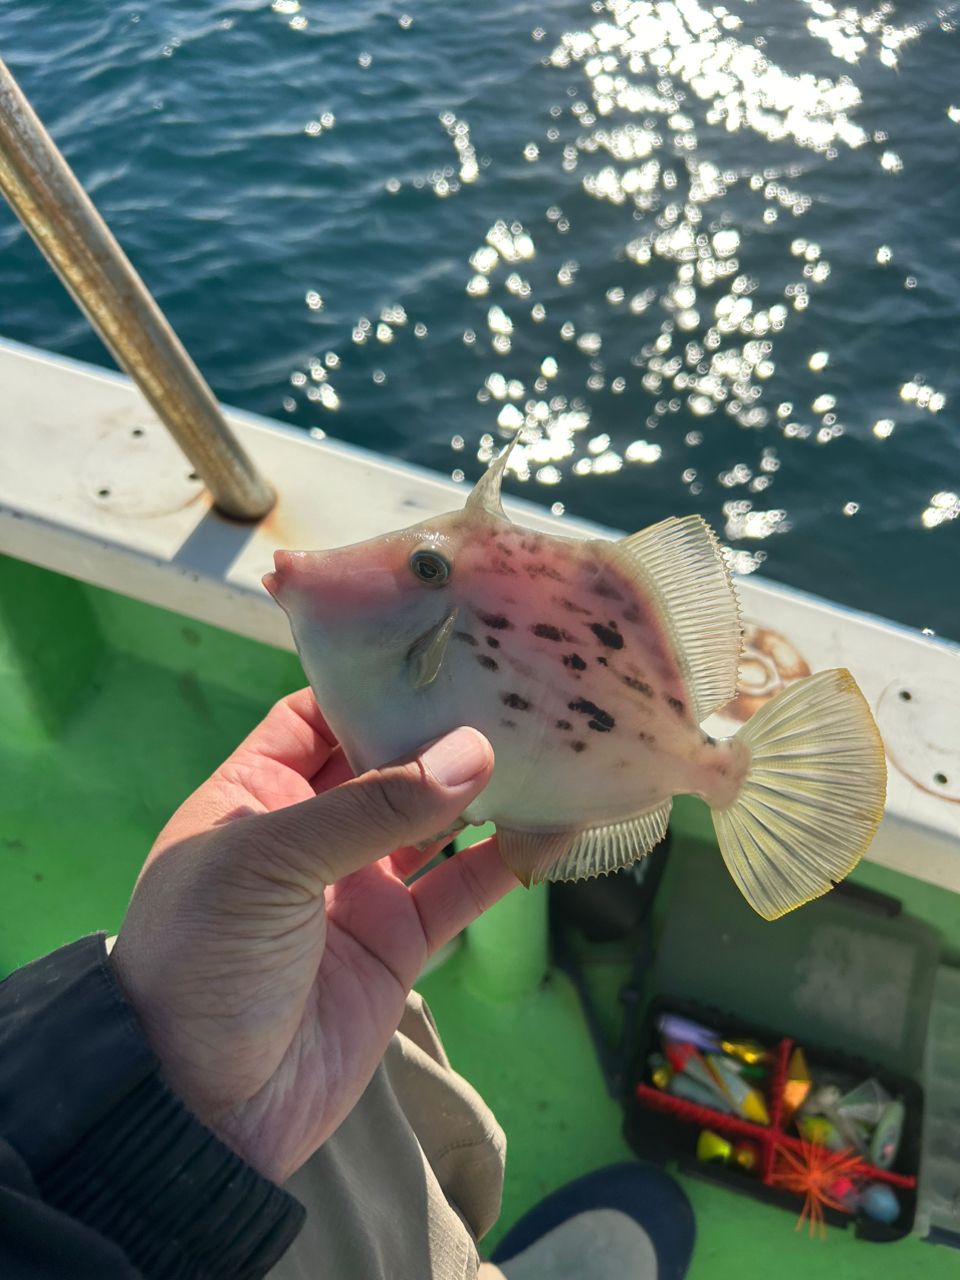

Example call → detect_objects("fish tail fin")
709 668 886 920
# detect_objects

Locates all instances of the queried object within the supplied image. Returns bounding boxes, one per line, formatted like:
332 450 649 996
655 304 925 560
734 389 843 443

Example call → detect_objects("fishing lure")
265 442 886 918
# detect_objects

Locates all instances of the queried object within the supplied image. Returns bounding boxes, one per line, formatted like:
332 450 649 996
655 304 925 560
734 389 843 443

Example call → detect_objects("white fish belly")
438 645 705 831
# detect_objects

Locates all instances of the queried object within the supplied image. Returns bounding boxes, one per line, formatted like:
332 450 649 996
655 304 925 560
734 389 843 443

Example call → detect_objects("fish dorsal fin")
406 608 459 689
604 515 741 722
465 435 519 518
545 798 672 883
496 798 671 887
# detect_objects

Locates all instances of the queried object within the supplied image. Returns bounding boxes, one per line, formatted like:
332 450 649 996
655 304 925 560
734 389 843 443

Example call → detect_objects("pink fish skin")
268 510 746 823
265 447 886 918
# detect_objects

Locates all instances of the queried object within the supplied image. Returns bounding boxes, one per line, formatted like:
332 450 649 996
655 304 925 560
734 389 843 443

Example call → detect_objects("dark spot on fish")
558 596 592 617
570 740 587 753
637 731 655 745
623 675 653 697
477 654 499 671
568 698 615 731
532 622 573 642
589 620 624 650
486 636 500 649
480 612 512 630
556 719 572 731
591 577 624 601
491 559 518 576
614 760 630 769
622 607 641 624
563 653 586 671
502 692 531 711
454 631 477 646
587 719 612 733
501 718 516 729
596 656 608 667
717 765 728 777
665 695 685 715
496 543 514 557
705 735 717 746
525 563 564 582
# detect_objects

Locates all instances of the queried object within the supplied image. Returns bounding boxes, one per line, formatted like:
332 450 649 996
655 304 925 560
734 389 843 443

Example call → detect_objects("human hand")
110 689 515 1185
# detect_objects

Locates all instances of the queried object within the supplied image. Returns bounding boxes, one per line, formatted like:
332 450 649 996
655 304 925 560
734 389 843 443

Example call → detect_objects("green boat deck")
2 553 958 1278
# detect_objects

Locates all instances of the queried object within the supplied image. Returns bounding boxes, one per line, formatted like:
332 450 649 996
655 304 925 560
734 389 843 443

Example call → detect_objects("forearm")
0 935 304 1279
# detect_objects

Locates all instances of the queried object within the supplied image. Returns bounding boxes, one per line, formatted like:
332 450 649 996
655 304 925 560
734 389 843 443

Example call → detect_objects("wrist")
1 935 304 1276
107 937 278 1182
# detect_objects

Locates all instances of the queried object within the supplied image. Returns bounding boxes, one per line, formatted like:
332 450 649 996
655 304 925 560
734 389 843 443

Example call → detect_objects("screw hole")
131 427 144 438
899 689 912 702
934 772 948 787
98 487 111 498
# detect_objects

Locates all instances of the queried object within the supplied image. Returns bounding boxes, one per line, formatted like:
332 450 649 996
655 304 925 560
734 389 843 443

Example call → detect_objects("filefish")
264 443 886 919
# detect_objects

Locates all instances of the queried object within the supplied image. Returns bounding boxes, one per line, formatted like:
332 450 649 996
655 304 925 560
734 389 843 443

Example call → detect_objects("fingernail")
421 727 492 788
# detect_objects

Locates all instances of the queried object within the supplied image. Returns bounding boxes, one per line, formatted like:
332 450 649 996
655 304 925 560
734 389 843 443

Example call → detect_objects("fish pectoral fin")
407 607 459 689
605 515 741 722
495 827 577 888
545 799 672 883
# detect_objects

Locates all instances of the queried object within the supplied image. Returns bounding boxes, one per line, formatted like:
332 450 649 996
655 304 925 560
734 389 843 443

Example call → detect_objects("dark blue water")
1 0 958 638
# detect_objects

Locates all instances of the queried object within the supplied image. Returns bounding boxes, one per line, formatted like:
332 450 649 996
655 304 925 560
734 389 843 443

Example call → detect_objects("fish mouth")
262 549 297 600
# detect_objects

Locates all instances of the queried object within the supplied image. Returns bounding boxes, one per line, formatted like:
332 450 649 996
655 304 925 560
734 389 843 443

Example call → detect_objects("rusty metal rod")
0 56 274 521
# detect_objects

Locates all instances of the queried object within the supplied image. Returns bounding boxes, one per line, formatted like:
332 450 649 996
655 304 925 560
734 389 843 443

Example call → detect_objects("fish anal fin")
546 798 672 883
605 515 741 722
407 608 459 689
495 827 576 888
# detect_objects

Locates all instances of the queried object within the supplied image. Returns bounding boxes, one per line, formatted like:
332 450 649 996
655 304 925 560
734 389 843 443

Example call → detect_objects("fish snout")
263 549 305 601
262 546 400 616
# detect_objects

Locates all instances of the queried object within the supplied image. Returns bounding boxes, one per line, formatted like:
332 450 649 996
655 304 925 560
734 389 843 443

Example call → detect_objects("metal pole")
0 56 274 521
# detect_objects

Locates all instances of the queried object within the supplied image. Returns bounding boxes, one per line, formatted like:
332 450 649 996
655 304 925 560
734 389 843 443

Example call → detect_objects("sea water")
0 0 957 637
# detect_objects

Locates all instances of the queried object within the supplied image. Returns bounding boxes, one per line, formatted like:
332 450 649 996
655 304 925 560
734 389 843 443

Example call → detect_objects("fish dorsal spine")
464 435 519 519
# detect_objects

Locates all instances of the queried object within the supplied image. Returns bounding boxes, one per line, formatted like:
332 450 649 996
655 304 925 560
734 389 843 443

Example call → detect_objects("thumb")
248 726 494 891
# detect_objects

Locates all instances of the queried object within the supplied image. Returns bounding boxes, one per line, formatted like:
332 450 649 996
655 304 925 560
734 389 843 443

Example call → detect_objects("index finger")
230 687 338 779
409 836 518 956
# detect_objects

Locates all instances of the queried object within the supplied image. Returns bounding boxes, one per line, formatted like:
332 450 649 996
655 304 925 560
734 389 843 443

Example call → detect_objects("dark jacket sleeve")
0 935 305 1279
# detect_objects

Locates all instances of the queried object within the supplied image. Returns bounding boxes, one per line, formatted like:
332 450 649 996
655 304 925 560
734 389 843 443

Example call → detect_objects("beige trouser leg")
269 991 506 1280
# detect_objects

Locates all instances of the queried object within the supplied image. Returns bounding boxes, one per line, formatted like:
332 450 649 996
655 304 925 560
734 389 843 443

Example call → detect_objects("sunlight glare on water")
455 0 954 543
0 0 957 636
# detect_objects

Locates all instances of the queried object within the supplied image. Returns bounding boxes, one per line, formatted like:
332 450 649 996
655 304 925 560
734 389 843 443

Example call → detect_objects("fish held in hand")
264 442 886 919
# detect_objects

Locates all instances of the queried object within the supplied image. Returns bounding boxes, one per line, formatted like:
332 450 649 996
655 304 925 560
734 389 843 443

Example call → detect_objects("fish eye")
409 547 451 586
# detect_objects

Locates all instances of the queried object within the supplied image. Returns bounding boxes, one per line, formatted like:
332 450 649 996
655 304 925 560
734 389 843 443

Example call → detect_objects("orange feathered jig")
769 1140 864 1238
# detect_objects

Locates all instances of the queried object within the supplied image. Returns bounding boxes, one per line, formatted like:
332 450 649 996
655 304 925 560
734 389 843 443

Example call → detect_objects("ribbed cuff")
0 935 304 1279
